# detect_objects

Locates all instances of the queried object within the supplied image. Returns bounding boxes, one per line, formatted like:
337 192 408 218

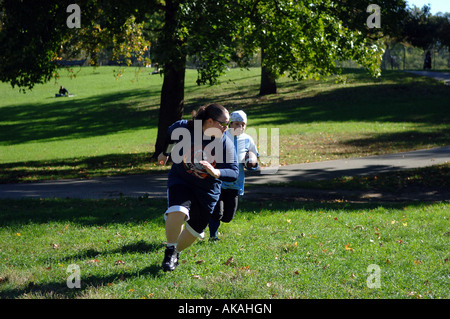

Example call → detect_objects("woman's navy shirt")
166 120 239 212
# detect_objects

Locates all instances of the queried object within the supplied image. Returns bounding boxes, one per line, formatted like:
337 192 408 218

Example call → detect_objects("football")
244 151 258 169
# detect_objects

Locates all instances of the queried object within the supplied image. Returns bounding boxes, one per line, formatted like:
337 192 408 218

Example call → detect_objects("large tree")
0 0 244 157
403 5 450 51
0 0 405 158
0 0 152 89
0 0 243 154
240 0 408 95
149 0 244 156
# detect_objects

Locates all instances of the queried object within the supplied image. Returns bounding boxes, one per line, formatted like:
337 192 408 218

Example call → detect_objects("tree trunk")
259 47 277 95
154 60 186 157
153 0 187 157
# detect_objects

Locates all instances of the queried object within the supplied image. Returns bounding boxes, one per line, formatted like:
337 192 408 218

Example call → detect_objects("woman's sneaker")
162 246 179 271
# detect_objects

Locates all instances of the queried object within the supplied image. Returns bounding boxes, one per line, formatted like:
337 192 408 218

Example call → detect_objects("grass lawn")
0 67 448 300
0 198 448 299
1 66 449 183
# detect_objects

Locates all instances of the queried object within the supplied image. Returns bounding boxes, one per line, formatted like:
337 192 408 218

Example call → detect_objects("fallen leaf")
224 257 234 266
294 270 300 275
192 275 201 279
114 260 125 265
16 233 21 237
414 260 422 265
87 259 99 264
344 244 353 251
195 260 204 264
52 244 60 249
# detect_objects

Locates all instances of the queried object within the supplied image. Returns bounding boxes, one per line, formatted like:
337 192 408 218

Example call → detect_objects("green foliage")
333 0 408 39
1 0 404 90
0 0 71 89
403 5 450 51
0 0 151 90
236 0 386 84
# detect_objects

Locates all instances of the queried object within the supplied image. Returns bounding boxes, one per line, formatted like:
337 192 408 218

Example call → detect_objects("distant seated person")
56 86 69 97
151 63 160 74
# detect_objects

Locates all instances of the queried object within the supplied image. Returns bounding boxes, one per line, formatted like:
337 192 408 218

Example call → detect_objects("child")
208 110 259 240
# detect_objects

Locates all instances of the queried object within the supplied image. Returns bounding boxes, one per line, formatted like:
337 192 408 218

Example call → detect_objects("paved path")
245 146 450 185
406 70 450 85
1 146 449 200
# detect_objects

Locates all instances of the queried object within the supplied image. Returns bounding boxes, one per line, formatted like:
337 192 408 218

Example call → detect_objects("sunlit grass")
1 67 449 182
0 198 448 299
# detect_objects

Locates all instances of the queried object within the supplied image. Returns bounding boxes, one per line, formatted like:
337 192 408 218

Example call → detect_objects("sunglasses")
213 119 229 127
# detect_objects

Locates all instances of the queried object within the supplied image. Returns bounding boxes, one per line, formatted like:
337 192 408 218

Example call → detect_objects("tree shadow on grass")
196 75 450 159
245 81 450 127
0 152 169 183
59 240 165 263
0 197 167 226
2 69 448 147
0 88 160 146
0 263 164 299
184 69 449 128
0 200 168 298
339 129 450 152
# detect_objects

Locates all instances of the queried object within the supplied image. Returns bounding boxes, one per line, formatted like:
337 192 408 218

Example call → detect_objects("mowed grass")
1 66 449 182
0 198 448 299
1 67 448 301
